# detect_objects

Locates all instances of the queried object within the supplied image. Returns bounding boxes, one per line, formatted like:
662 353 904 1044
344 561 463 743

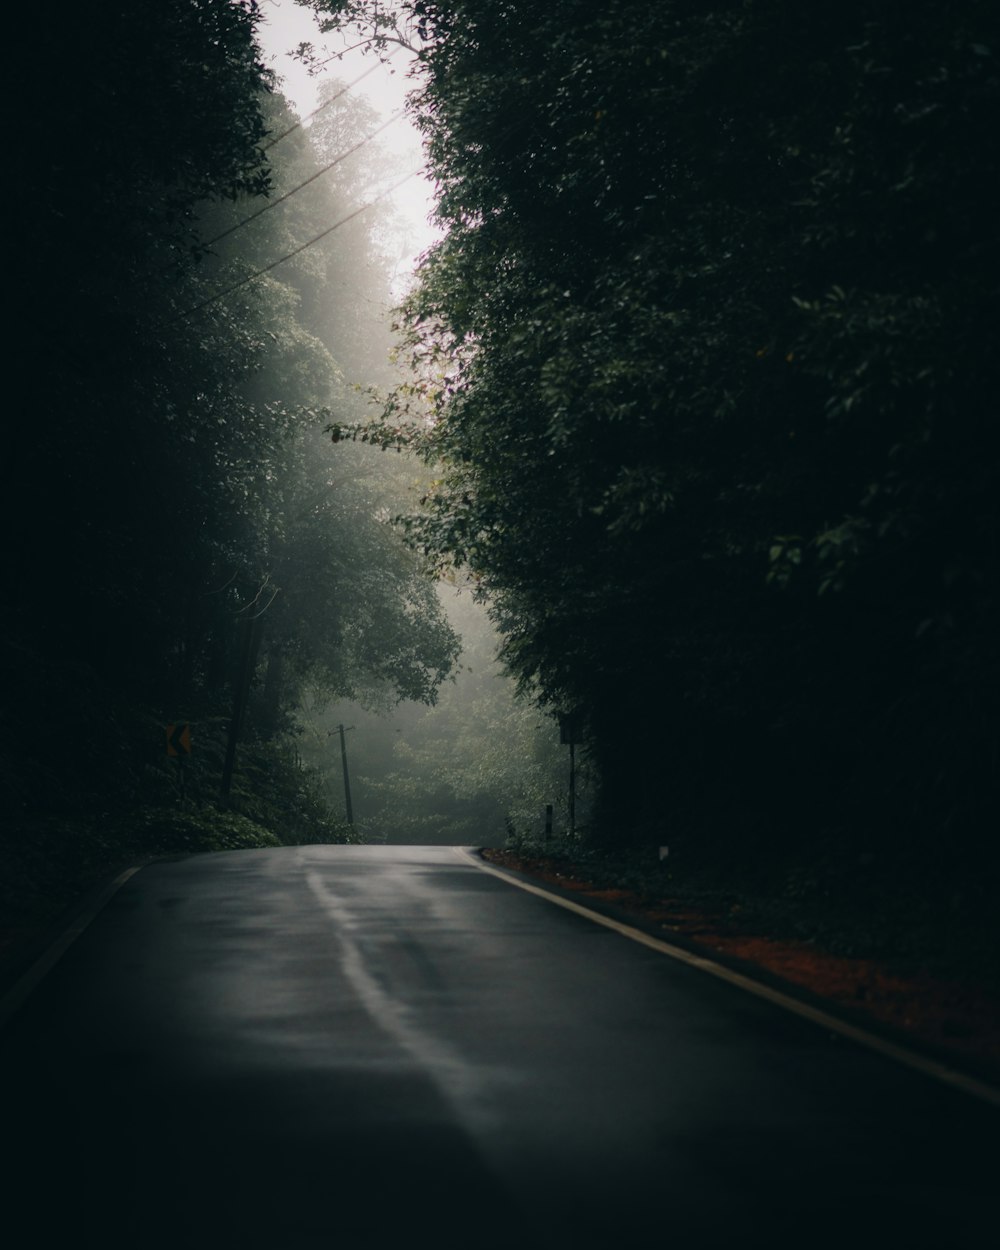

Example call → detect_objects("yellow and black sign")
166 723 192 757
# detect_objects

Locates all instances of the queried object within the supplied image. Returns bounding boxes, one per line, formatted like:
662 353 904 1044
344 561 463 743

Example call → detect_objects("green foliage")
102 807 283 855
0 632 360 938
4 0 456 933
313 1 1000 889
12 3 456 712
298 589 571 844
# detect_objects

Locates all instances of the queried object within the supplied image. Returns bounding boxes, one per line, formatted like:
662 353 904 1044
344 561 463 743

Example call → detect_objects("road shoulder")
464 846 1000 1107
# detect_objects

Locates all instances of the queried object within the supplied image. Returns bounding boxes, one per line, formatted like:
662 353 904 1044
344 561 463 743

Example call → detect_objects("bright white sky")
255 0 441 279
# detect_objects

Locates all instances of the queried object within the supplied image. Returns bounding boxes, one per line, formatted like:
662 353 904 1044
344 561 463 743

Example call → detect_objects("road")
1 845 995 1248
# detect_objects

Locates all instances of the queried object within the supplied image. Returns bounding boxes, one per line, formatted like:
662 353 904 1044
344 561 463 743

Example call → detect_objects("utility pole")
337 723 354 826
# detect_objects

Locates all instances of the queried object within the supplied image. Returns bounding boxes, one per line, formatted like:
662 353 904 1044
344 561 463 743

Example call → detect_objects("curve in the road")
454 846 1000 1109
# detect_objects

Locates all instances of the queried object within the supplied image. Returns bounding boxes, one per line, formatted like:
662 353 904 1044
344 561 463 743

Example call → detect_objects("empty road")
1 845 995 1247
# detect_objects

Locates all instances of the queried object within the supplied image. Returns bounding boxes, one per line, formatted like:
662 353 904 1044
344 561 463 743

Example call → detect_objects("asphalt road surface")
2 846 995 1248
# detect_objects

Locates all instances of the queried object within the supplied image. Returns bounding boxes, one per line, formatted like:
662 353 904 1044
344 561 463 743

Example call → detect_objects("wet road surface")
2 845 995 1247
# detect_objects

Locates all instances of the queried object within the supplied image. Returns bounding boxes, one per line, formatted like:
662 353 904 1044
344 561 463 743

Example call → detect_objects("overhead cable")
204 110 405 248
262 48 401 151
175 169 422 322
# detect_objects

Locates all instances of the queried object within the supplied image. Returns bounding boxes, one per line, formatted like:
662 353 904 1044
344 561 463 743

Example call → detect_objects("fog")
298 587 573 846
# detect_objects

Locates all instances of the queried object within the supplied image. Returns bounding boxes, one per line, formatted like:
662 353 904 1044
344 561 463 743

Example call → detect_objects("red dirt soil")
483 849 1000 1089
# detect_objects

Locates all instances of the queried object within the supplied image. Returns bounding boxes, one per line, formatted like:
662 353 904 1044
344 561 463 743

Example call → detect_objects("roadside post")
558 712 581 838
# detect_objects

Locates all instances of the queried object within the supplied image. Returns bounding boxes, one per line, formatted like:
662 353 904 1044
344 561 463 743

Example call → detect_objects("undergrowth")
499 826 1000 983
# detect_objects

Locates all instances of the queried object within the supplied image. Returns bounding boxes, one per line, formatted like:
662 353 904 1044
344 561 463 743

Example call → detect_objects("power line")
262 50 401 151
175 169 422 322
204 110 405 248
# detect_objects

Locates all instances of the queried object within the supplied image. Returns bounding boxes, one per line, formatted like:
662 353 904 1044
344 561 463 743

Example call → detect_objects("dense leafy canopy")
4 0 998 933
311 1 999 894
301 589 571 844
4 0 458 871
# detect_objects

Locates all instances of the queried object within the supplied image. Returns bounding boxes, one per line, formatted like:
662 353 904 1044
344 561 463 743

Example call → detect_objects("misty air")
3 2 997 1246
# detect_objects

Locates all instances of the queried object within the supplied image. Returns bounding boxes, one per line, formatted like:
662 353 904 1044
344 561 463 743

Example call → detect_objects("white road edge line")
0 866 144 1030
454 846 1000 1109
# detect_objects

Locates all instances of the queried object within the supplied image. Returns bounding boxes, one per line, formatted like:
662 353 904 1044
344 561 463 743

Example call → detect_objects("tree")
305 1 1000 893
299 587 568 844
5 0 458 842
152 72 463 755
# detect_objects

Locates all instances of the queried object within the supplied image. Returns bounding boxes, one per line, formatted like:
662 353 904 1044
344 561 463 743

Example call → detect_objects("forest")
3 1 999 970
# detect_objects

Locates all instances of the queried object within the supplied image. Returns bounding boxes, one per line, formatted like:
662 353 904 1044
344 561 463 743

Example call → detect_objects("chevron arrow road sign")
166 723 192 757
